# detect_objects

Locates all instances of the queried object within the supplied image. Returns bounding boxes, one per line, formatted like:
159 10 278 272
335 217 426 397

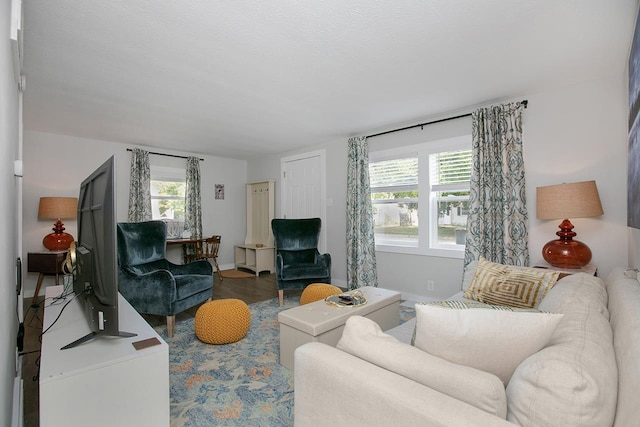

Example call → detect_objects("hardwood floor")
21 271 292 427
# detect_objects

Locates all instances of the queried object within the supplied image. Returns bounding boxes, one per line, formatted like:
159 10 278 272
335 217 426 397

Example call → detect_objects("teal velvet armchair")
116 221 213 337
271 218 331 305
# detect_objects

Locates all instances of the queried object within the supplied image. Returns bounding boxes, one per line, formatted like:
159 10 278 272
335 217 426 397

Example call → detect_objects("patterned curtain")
184 156 203 240
464 101 529 267
346 136 378 289
127 148 152 222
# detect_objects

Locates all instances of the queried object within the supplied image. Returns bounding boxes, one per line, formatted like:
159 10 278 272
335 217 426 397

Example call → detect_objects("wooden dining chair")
197 235 223 281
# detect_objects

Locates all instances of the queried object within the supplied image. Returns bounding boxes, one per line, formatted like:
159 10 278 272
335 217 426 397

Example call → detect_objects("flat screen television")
62 155 136 350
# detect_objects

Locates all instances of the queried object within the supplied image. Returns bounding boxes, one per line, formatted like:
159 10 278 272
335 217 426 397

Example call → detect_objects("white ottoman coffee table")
278 286 401 370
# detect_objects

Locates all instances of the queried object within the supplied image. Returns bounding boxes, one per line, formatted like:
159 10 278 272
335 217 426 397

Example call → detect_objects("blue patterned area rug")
158 296 416 427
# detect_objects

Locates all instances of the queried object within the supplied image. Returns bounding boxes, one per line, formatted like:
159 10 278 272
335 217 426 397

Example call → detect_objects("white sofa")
294 267 640 426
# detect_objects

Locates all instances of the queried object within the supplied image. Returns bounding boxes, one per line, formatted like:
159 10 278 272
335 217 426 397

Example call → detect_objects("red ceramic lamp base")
42 220 74 251
542 219 592 269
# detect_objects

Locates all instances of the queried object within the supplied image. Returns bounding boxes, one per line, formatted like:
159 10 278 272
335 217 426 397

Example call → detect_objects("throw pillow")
464 257 560 308
337 316 508 418
410 300 540 345
506 273 617 426
461 260 479 291
413 302 564 384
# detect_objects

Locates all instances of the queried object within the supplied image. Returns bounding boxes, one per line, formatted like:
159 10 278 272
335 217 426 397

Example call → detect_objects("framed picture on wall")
215 184 224 200
629 8 640 229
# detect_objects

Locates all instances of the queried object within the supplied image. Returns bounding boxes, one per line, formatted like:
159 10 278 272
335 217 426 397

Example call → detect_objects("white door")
281 150 326 252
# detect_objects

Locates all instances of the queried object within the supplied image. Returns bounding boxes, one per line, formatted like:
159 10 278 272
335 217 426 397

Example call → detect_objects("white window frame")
369 135 471 259
150 165 186 226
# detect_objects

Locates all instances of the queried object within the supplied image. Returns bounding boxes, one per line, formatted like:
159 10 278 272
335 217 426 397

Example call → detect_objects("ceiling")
22 1 639 160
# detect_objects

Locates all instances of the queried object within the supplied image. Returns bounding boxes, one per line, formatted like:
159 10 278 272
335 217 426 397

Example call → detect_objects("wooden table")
28 250 68 307
166 238 206 264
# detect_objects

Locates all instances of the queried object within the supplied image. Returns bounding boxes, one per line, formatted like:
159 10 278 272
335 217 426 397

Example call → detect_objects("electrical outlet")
427 280 435 291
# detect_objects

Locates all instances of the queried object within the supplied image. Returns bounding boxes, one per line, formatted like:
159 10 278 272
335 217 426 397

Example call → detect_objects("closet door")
281 150 326 253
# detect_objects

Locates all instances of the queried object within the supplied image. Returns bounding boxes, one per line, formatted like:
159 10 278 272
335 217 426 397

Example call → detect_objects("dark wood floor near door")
21 272 292 427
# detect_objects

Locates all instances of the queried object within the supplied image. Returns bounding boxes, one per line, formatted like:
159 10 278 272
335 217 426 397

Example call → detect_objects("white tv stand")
39 286 170 427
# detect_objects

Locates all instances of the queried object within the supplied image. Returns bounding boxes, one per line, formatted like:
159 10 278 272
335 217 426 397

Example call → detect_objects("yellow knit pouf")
300 283 342 305
195 299 251 344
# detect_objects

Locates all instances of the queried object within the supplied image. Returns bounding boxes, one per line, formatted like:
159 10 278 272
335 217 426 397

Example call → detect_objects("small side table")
28 250 68 307
533 260 598 276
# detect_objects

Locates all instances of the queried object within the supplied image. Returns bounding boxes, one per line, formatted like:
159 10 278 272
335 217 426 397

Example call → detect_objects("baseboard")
400 291 442 303
219 262 236 271
12 376 23 427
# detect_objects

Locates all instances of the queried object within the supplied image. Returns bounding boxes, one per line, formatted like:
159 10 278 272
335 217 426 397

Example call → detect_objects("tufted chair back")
117 220 167 267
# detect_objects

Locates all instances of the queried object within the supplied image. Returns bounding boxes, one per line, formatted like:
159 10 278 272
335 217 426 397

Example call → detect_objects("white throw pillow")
337 316 508 418
413 303 564 384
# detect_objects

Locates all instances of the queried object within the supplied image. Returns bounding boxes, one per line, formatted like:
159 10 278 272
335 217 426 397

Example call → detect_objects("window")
430 149 471 248
150 165 186 238
370 155 420 247
369 135 471 257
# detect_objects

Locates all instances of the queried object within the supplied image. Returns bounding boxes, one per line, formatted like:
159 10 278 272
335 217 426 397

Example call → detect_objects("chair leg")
279 289 284 306
214 259 223 281
166 315 175 338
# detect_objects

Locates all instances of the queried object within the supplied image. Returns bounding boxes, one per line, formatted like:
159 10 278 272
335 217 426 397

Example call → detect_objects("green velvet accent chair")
271 218 331 306
116 221 213 337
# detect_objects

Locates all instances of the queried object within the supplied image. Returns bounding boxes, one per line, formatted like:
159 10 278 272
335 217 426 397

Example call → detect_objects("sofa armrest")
167 259 213 276
294 343 516 427
605 268 640 427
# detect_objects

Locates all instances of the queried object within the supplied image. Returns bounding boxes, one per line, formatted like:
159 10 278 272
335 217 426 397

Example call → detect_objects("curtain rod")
126 148 204 161
367 99 528 139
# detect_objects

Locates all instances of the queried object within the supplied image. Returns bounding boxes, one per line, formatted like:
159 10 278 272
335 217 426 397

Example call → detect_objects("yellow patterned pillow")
464 257 559 309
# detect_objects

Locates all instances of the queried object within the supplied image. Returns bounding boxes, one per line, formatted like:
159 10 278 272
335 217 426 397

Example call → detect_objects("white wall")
247 140 349 286
23 131 248 298
526 76 629 279
1 0 20 423
248 73 630 300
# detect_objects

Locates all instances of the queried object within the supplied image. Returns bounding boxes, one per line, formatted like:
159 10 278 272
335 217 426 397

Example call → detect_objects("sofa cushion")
464 257 560 308
506 273 617 427
175 274 214 300
605 268 640 427
336 316 508 418
413 302 563 384
280 249 317 265
462 260 479 291
410 300 541 344
280 263 330 280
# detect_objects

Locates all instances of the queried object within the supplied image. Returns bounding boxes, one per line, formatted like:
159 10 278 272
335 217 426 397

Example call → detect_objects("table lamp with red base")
38 197 78 251
536 180 603 269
